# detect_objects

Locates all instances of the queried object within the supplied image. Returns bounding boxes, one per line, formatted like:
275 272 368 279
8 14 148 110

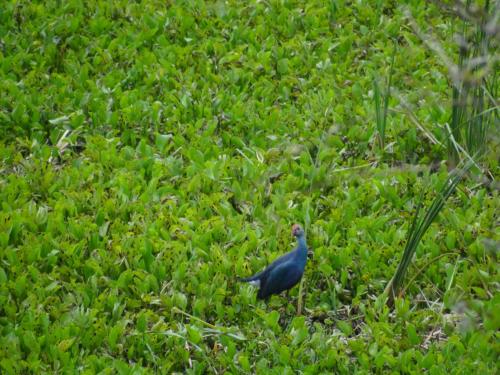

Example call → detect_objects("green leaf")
337 320 352 336
277 58 289 75
57 338 75 353
187 325 202 344
137 313 147 333
238 355 250 372
142 239 154 272
407 323 421 345
108 325 122 351
291 326 309 346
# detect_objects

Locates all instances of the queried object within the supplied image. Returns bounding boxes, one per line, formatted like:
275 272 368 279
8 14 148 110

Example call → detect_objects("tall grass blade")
373 42 397 150
373 77 383 148
447 0 498 168
384 160 473 305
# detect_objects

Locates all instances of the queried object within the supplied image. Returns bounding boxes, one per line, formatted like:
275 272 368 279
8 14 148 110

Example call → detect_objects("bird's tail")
237 270 264 283
237 275 257 282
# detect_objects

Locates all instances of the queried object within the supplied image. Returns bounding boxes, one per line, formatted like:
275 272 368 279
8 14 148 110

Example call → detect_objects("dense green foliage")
0 0 498 373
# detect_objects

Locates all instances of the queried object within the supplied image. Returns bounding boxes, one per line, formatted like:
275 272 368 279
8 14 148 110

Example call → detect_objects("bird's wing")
239 249 296 282
267 250 295 268
258 261 303 299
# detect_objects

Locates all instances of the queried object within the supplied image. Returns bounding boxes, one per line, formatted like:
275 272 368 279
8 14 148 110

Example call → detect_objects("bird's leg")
284 290 296 316
295 278 305 316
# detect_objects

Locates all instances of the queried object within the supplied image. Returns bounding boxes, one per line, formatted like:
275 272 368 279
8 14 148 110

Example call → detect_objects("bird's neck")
297 236 307 250
295 235 308 263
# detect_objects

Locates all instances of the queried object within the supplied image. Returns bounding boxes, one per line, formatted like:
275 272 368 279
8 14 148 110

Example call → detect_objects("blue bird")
239 224 308 299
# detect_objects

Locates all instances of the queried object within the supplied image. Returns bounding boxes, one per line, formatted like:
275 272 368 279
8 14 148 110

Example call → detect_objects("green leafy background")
0 0 498 373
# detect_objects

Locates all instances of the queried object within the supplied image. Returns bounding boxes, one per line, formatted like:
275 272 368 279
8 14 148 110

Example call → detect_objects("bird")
239 224 308 299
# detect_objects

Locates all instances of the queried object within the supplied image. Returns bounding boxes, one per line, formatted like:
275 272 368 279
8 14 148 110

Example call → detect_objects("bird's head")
291 224 304 238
